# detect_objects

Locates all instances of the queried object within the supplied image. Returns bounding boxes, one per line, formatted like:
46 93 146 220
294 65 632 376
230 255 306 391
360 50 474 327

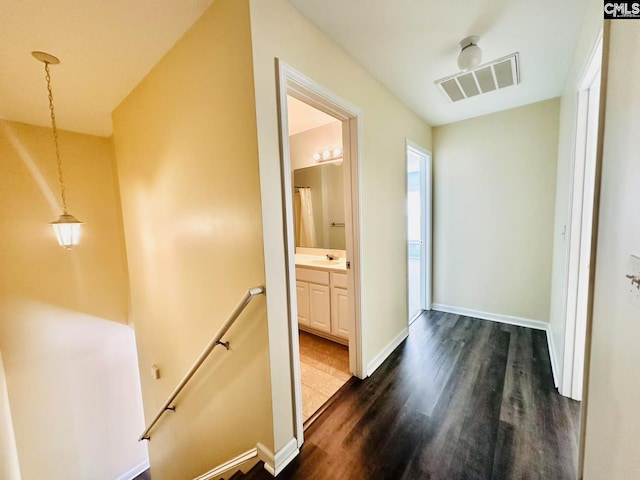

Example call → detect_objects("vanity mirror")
293 163 346 250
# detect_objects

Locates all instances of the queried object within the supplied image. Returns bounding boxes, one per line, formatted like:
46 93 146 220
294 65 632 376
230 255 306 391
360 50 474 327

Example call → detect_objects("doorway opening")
288 95 351 423
406 142 432 324
562 32 602 401
276 61 364 446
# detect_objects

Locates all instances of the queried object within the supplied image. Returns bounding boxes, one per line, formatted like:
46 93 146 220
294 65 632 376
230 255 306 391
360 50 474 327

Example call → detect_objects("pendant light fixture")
32 51 83 249
457 36 482 72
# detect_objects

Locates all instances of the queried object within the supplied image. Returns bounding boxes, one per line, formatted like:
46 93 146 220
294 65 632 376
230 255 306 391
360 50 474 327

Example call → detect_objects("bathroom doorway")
276 61 364 444
288 95 351 423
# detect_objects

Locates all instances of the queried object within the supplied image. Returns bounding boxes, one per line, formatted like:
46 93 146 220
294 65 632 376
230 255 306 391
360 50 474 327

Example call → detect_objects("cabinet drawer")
331 272 348 289
296 267 329 285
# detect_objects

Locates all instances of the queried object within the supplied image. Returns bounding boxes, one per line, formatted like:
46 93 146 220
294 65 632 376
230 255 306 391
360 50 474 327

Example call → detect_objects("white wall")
432 99 560 322
582 21 640 479
1 304 148 480
547 0 603 392
0 351 21 480
249 0 432 451
0 120 148 480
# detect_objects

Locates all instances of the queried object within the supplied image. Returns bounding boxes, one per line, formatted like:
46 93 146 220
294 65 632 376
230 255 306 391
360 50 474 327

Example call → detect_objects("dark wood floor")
133 469 151 480
260 310 581 479
142 311 580 479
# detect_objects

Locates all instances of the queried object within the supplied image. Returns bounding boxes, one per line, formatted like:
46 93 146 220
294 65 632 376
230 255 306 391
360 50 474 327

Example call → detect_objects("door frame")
275 60 365 447
561 31 603 400
405 140 432 324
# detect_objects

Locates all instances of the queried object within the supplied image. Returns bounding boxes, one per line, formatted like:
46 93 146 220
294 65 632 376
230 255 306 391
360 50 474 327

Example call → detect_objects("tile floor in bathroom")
298 330 351 421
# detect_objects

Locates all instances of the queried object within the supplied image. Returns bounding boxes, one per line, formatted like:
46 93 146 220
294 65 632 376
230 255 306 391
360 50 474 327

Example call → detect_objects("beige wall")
582 21 640 479
0 120 147 479
111 0 274 478
249 0 432 451
547 0 603 385
432 99 560 322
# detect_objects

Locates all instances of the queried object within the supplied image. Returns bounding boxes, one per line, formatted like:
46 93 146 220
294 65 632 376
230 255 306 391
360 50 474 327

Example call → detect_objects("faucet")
326 253 337 261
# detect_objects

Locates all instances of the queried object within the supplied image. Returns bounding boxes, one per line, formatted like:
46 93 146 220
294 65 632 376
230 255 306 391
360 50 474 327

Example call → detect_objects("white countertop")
294 254 347 272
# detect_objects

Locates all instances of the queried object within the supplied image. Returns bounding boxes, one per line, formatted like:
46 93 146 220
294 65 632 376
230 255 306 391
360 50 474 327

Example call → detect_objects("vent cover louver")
436 53 520 102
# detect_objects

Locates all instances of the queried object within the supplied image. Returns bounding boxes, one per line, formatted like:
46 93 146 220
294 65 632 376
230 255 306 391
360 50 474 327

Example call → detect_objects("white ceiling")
0 0 214 137
0 0 592 137
287 96 338 135
289 0 592 126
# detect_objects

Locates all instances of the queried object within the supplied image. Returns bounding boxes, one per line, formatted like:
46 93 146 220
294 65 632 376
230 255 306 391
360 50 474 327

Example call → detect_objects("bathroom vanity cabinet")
295 266 349 344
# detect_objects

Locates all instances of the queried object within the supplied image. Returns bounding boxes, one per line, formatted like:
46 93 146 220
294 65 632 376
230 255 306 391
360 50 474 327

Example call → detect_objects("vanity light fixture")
33 51 84 249
313 147 343 164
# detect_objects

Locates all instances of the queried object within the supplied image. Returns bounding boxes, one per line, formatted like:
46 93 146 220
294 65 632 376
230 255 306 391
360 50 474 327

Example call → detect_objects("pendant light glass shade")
50 213 83 249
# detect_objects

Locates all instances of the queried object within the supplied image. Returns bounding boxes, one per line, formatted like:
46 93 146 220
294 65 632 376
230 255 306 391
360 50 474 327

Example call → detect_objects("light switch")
151 364 161 380
626 254 640 308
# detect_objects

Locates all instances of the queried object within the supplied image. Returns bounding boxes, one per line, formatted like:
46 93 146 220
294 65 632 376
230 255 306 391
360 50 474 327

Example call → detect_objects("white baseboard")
116 459 150 480
546 328 560 389
432 304 559 389
257 438 299 476
431 304 548 331
192 448 258 480
366 327 409 376
257 443 274 475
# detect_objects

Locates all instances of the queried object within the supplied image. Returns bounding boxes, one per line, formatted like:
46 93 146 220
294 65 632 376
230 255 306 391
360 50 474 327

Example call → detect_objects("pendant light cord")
44 62 67 214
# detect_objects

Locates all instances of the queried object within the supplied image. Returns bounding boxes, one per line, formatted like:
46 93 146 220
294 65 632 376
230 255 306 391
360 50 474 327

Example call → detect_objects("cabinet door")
331 287 350 339
296 281 310 326
308 283 331 333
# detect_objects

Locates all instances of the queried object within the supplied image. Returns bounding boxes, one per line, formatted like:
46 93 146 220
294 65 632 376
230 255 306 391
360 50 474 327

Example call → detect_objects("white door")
407 143 432 324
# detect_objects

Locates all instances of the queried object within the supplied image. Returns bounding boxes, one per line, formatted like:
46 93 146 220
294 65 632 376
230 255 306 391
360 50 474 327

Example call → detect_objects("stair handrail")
139 286 265 441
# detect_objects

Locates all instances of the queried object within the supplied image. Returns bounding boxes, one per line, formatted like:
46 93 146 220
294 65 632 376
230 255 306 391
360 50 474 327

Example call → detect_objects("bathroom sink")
311 259 342 266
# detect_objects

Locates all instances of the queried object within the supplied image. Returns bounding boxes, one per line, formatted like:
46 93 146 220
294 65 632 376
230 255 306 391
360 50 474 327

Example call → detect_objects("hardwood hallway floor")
266 310 581 480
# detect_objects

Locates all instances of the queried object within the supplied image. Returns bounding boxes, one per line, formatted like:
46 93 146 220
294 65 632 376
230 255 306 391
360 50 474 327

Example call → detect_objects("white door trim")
405 140 432 323
561 31 602 400
275 60 365 448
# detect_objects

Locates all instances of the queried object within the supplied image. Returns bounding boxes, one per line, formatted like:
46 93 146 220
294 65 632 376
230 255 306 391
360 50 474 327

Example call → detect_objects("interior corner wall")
547 0 603 387
248 0 432 451
432 99 560 322
111 0 274 478
0 120 147 479
582 20 640 479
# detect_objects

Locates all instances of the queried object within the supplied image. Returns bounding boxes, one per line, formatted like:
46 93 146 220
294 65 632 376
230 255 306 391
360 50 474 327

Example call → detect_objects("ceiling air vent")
436 53 520 102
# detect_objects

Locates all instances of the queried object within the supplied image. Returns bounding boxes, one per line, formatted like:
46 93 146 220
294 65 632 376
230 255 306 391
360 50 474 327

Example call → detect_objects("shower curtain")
295 188 316 247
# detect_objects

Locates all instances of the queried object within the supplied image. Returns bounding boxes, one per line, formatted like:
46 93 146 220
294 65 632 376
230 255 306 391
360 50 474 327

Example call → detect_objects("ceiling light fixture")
457 35 482 72
32 51 83 250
